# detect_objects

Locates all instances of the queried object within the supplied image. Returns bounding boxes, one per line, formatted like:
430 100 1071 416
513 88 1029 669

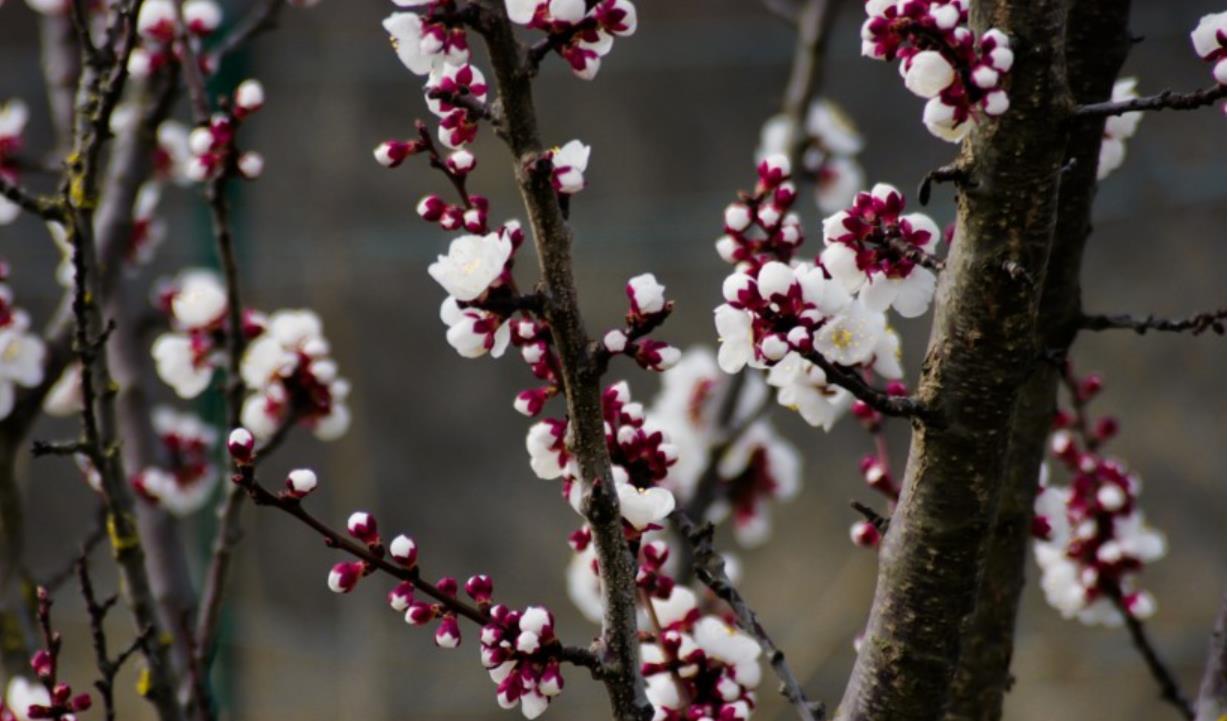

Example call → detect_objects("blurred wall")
0 1 1224 720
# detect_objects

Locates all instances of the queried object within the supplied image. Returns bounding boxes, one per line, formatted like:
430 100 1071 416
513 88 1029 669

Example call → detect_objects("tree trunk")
943 3 1134 719
834 1 1071 718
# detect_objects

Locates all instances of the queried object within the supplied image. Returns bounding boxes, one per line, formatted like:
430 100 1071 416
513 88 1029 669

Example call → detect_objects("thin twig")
800 349 935 422
79 554 153 721
1103 582 1195 720
1080 310 1226 336
1073 85 1225 118
917 162 971 206
212 0 287 61
674 511 825 721
0 176 64 221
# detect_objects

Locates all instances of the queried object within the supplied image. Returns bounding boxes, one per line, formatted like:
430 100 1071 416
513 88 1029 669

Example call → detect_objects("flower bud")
389 534 418 568
285 469 318 499
226 427 254 463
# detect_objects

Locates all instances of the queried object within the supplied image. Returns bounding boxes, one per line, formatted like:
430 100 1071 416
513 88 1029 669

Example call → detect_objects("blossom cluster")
1191 11 1227 86
131 0 223 79
184 79 267 182
713 156 916 429
134 407 220 516
757 98 865 214
528 381 678 533
505 0 638 80
861 0 1013 141
647 349 802 548
278 474 570 721
1033 373 1166 626
151 269 351 441
1096 78 1143 181
0 99 29 225
0 267 47 422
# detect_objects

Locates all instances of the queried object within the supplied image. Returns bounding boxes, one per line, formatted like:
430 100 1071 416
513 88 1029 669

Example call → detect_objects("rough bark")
943 3 1134 719
475 8 651 721
834 1 1071 718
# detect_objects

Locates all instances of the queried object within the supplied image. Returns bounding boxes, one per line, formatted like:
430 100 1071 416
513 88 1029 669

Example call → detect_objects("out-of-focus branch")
38 12 82 155
779 0 837 168
1195 602 1226 721
1073 84 1225 118
56 0 187 717
471 6 651 719
0 176 64 221
1079 310 1226 336
212 0 287 61
1103 583 1194 720
674 512 825 721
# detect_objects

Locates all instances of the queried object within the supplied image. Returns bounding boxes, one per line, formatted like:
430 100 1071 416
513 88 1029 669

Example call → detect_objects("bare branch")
1073 84 1225 118
212 0 287 60
917 161 972 206
1195 602 1226 721
1103 583 1195 720
674 512 825 721
1080 310 1226 336
800 349 935 422
0 176 64 222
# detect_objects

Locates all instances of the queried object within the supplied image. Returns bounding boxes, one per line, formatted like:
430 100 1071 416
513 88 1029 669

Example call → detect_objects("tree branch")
1073 84 1225 118
1103 583 1195 720
0 176 64 222
471 6 651 719
674 511 824 721
1195 602 1226 721
1080 310 1226 336
800 349 935 422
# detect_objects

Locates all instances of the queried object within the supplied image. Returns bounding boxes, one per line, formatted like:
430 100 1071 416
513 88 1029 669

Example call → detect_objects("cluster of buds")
0 266 48 422
131 407 219 516
431 223 529 359
527 382 678 534
820 183 941 318
240 309 351 441
1192 11 1227 86
151 269 230 398
481 605 566 719
1097 78 1143 181
861 0 1013 141
425 62 488 149
639 584 762 721
596 273 681 373
504 0 638 80
131 0 223 78
9 591 93 721
0 99 28 225
185 80 267 182
383 3 471 78
1032 372 1166 626
757 98 865 214
713 157 906 429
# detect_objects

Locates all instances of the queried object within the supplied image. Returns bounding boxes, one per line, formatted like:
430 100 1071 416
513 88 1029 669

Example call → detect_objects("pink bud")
850 521 881 547
405 601 436 625
346 511 379 544
387 582 415 612
514 388 550 417
226 428 254 463
416 194 446 221
327 561 363 594
465 574 494 603
1078 373 1103 400
374 140 415 169
435 576 458 597
389 534 418 568
1094 416 1119 441
31 649 53 679
285 469 318 499
434 615 461 648
233 79 265 116
885 381 909 396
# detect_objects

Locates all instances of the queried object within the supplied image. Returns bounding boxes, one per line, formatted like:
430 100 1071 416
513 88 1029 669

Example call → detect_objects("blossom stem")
1079 310 1226 336
1101 581 1195 720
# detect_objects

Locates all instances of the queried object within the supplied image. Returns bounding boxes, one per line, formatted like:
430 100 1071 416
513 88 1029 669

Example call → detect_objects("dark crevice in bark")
835 1 1071 718
943 4 1133 719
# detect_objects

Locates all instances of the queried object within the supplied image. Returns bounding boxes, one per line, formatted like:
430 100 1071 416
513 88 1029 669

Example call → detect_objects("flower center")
831 327 854 349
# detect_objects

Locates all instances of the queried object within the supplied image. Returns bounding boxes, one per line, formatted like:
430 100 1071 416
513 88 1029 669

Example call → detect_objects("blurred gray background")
0 1 1224 720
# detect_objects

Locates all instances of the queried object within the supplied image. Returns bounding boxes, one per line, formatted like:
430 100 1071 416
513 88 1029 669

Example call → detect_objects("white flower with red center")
820 183 940 318
0 281 47 421
616 480 676 531
764 351 852 430
383 9 469 77
708 421 800 547
43 363 84 417
861 1 1012 141
565 529 604 622
136 406 219 516
506 0 637 80
548 140 590 194
3 676 50 721
1097 78 1144 181
753 98 870 214
425 62 488 148
1192 12 1227 85
0 99 29 225
136 0 177 43
240 309 351 441
428 231 512 302
1032 376 1166 626
183 0 222 36
439 296 511 359
127 182 166 267
151 270 228 399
